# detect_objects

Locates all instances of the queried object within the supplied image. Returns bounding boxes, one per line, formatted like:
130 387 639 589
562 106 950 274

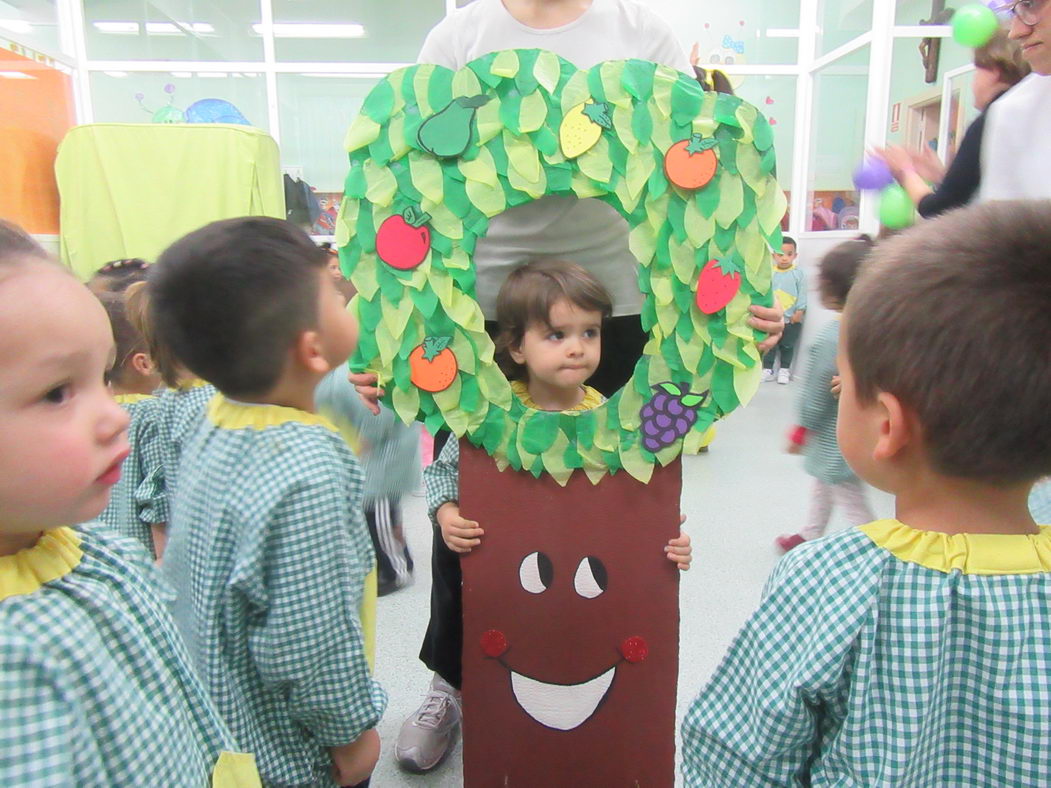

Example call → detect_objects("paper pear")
417 95 491 158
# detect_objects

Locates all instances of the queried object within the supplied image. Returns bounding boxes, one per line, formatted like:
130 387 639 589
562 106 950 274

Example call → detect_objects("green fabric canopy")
55 123 284 279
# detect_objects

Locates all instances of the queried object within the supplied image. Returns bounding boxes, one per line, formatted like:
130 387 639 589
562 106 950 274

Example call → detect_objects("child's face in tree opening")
774 242 797 269
0 264 130 540
510 298 602 394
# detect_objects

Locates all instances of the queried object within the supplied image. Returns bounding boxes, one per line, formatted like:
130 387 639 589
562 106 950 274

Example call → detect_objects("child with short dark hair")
396 259 692 772
683 201 1051 785
153 217 385 788
762 235 806 384
776 237 875 552
124 280 216 557
93 290 165 555
0 250 259 786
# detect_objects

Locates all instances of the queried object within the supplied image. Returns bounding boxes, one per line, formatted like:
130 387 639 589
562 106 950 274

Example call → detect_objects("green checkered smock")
138 381 217 525
682 519 1051 787
0 526 251 787
164 396 387 787
797 320 856 485
95 394 165 555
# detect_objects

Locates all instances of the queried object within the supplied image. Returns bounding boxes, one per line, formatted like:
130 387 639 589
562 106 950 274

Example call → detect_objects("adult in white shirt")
980 0 1051 200
379 2 788 777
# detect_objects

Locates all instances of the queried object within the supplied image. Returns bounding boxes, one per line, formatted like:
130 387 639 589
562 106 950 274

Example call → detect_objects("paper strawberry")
695 258 742 314
376 206 431 270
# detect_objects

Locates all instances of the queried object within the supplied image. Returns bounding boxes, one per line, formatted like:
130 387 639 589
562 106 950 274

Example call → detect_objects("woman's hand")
348 371 384 416
751 304 785 353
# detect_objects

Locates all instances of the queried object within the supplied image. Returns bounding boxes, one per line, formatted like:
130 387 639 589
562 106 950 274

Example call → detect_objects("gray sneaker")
395 675 462 773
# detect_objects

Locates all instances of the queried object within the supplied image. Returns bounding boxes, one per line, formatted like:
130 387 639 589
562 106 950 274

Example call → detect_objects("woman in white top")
981 0 1051 201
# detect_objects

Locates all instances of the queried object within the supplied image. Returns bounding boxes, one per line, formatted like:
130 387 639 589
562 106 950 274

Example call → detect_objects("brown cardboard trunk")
459 440 681 787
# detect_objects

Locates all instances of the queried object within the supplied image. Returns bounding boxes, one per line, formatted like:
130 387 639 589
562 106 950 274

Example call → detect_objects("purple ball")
853 157 894 191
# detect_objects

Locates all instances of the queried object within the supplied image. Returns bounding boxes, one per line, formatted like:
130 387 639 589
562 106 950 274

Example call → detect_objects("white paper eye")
519 551 553 594
573 557 607 599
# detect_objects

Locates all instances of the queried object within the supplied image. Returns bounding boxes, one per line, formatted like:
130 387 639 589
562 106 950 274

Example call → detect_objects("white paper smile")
510 665 616 730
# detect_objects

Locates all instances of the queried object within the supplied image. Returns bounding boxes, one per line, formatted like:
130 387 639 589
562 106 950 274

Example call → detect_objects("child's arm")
681 550 864 785
792 268 808 322
330 728 380 787
425 438 484 553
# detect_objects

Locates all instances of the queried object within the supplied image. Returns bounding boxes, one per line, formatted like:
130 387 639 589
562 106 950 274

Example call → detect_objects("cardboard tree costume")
337 50 785 786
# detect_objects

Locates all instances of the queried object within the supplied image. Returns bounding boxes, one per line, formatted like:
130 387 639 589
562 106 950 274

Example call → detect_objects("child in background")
395 260 693 773
776 238 875 553
0 249 259 786
94 291 165 556
125 281 216 556
317 372 420 596
762 236 807 384
86 258 149 296
683 201 1051 785
153 218 386 788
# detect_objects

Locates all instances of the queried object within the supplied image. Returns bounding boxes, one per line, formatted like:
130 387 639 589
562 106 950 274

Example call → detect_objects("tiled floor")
369 379 894 786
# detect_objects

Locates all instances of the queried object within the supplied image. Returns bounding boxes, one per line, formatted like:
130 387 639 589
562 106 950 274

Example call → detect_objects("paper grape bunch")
640 383 709 453
337 49 786 484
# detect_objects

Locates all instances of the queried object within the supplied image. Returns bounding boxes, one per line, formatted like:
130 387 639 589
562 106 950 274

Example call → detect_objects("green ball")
952 4 1000 48
879 185 916 229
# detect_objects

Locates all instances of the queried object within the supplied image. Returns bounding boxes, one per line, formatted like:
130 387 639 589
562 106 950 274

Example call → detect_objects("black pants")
419 315 647 689
763 320 803 371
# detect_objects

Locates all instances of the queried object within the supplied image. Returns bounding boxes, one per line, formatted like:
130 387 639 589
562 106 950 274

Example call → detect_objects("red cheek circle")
620 636 649 664
480 629 509 658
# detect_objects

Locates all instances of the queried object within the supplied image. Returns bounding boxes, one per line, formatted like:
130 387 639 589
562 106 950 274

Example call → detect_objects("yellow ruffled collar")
510 380 604 412
773 263 797 273
176 378 210 392
208 394 338 433
114 393 153 405
861 519 1051 575
0 527 82 601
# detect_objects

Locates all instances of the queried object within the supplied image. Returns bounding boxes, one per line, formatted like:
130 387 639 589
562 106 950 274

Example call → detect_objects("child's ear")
129 352 155 378
508 341 526 365
872 391 915 462
293 329 332 375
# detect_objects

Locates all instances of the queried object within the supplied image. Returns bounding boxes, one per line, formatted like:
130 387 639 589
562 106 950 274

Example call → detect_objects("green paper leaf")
534 50 562 94
491 50 520 78
392 385 420 426
620 441 654 483
752 114 774 152
459 146 499 187
452 66 483 98
465 178 506 217
364 160 398 207
345 115 382 152
612 104 638 153
519 91 548 133
758 184 788 235
576 135 612 184
713 175 744 229
629 222 657 267
362 79 395 124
